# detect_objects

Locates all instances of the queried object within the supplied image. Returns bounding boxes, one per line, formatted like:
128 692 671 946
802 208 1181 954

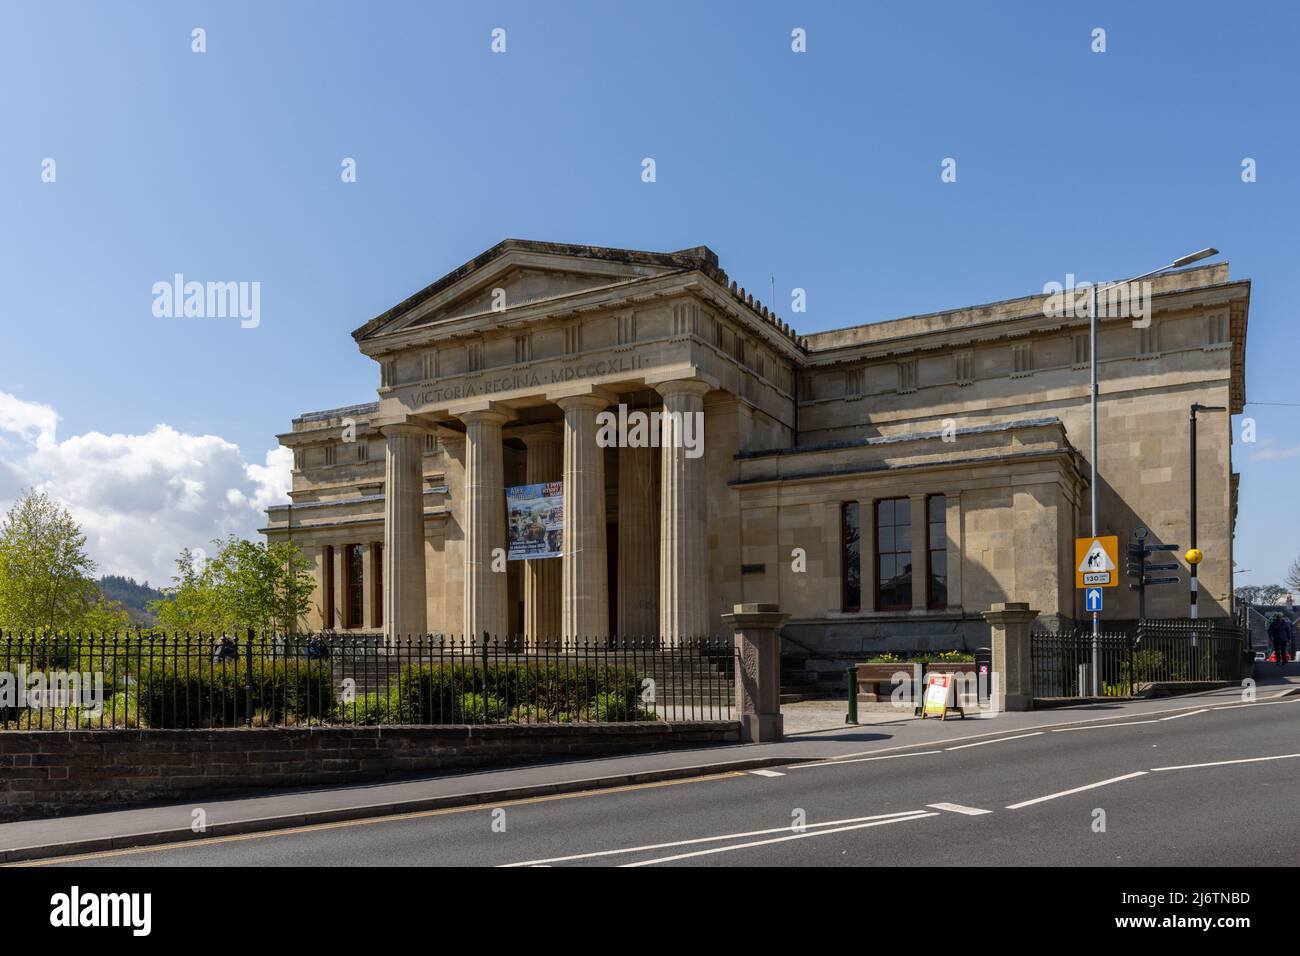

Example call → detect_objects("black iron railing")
1030 619 1246 699
0 633 736 730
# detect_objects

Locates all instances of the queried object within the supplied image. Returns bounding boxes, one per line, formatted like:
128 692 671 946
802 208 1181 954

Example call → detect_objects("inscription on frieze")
403 353 649 406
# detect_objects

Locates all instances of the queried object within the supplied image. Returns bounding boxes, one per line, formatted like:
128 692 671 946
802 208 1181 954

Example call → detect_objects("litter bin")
973 646 992 704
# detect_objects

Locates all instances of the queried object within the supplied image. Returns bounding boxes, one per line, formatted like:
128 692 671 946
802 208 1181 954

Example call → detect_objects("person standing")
1267 613 1289 664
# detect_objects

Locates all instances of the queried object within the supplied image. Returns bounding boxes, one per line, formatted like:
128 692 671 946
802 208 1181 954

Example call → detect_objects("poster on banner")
507 482 564 560
921 673 962 720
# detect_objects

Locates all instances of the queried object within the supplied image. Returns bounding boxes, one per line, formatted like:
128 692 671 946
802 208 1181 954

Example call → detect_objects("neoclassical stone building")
263 240 1248 654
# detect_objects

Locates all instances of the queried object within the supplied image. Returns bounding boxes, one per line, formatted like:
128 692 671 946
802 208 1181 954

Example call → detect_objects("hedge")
134 659 335 728
338 662 644 724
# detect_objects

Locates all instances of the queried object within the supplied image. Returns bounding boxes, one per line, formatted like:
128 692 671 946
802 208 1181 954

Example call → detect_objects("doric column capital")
546 383 617 409
654 378 713 401
445 398 514 426
457 408 510 428
555 395 611 414
379 422 426 439
512 422 564 448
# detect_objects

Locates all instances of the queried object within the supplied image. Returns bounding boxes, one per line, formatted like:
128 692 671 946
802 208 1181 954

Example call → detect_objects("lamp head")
1172 247 1219 268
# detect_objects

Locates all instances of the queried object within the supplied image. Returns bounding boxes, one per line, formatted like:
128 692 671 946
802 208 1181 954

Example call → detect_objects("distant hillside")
98 575 166 626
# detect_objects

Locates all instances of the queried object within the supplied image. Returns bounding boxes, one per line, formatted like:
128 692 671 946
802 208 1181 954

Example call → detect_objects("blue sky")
1 1 1296 587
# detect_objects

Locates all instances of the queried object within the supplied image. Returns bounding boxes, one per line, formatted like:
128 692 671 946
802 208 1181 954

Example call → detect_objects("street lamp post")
1189 402 1226 624
1083 247 1218 696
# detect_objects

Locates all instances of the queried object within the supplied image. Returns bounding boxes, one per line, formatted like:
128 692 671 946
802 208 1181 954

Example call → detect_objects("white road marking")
619 812 939 867
1051 720 1161 732
1158 708 1208 721
1215 696 1300 710
1006 771 1148 810
927 802 992 816
790 750 942 769
797 696 1298 767
747 769 786 778
1150 753 1300 772
499 809 930 867
945 732 1043 750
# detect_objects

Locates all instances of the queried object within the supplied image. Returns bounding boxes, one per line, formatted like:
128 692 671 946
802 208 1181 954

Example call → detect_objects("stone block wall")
0 722 738 823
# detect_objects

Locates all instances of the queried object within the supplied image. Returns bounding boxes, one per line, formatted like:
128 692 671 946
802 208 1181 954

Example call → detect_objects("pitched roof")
350 239 720 342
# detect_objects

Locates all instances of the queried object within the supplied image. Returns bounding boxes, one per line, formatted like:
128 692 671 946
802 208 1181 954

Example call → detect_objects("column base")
739 713 783 744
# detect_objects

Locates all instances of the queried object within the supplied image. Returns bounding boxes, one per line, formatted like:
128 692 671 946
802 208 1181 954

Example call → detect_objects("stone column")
460 407 510 643
721 603 789 743
823 501 842 611
333 541 350 629
944 491 963 609
658 379 711 643
361 542 376 630
382 424 427 642
618 443 659 639
557 393 611 642
982 602 1039 712
304 548 325 632
518 424 563 647
910 492 928 611
858 498 876 611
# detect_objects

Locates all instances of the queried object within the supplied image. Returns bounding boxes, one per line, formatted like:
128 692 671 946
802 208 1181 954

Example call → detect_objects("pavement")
3 663 1297 865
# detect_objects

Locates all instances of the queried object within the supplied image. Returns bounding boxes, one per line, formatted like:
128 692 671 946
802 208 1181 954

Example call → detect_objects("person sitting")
304 634 331 660
212 635 238 663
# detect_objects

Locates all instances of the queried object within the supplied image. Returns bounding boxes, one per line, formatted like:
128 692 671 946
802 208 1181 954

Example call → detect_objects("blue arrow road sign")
1086 588 1103 612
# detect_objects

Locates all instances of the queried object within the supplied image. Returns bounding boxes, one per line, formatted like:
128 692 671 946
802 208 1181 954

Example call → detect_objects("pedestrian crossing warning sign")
1075 535 1118 588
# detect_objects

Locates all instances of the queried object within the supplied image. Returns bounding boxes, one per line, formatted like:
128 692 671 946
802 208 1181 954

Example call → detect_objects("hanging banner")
507 481 564 560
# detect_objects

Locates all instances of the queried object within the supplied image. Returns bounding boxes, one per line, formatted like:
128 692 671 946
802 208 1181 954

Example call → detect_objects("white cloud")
1247 442 1300 463
0 391 291 586
0 391 58 449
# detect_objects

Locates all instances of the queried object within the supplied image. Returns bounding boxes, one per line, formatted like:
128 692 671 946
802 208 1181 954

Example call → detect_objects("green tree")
151 547 235 634
79 593 132 633
150 537 314 634
0 489 121 633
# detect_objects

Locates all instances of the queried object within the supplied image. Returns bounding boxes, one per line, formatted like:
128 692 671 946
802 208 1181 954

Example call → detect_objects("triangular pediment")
353 239 718 343
409 264 636 327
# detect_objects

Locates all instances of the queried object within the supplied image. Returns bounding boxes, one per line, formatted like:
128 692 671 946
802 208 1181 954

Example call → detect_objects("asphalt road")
37 693 1300 867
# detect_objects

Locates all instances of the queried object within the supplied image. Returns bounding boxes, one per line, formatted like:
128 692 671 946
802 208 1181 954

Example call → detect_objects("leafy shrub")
337 688 410 725
134 659 334 728
593 690 632 722
456 693 506 722
866 650 973 665
1123 649 1167 684
392 662 642 724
